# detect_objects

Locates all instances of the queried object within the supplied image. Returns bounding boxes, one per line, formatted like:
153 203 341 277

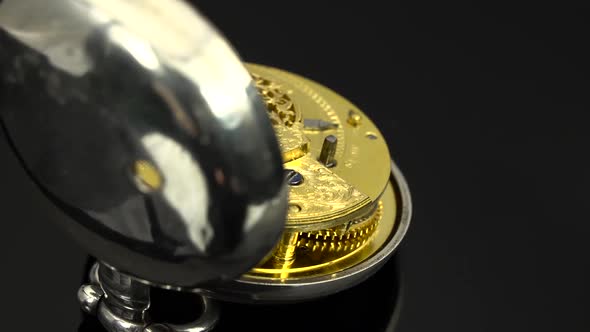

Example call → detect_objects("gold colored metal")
282 154 371 229
252 183 396 279
273 232 299 264
298 201 383 254
245 63 395 281
252 73 309 163
132 160 162 192
347 110 362 127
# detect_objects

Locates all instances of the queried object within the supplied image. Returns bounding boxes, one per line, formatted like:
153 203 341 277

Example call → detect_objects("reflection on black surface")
78 256 403 332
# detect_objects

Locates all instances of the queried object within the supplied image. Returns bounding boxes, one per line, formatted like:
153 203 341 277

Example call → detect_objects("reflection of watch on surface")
0 1 411 331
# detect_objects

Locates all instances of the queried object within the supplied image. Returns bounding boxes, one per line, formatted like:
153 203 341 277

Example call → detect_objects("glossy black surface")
0 0 287 288
1 1 590 331
77 257 401 331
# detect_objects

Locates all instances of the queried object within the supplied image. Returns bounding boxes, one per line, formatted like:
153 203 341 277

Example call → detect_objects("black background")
1 1 589 331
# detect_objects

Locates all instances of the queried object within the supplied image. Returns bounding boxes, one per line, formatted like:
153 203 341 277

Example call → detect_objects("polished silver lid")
0 0 287 288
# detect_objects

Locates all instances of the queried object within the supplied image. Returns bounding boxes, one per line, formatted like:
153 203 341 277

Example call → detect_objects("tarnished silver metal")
318 135 338 167
97 301 147 332
193 160 412 303
0 0 287 288
78 284 104 315
89 261 101 285
144 296 219 332
303 118 338 131
99 265 151 322
80 263 219 332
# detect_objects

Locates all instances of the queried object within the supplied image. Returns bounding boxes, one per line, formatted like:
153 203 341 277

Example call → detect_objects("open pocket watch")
0 1 411 331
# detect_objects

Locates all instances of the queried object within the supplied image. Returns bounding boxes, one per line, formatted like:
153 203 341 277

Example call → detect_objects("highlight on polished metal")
0 0 286 330
0 0 287 287
0 0 411 331
197 64 412 303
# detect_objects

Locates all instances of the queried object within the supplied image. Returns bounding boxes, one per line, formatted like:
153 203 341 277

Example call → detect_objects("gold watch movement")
201 64 411 302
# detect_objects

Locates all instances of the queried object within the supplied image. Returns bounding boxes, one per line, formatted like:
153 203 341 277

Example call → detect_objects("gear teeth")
296 201 384 254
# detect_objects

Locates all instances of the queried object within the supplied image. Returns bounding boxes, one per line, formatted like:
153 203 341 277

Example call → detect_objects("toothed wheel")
297 201 383 254
198 64 410 303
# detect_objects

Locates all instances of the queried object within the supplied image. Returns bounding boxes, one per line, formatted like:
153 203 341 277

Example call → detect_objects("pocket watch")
0 1 411 331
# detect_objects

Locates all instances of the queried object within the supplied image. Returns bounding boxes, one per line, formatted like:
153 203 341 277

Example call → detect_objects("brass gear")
297 201 383 254
244 63 396 280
